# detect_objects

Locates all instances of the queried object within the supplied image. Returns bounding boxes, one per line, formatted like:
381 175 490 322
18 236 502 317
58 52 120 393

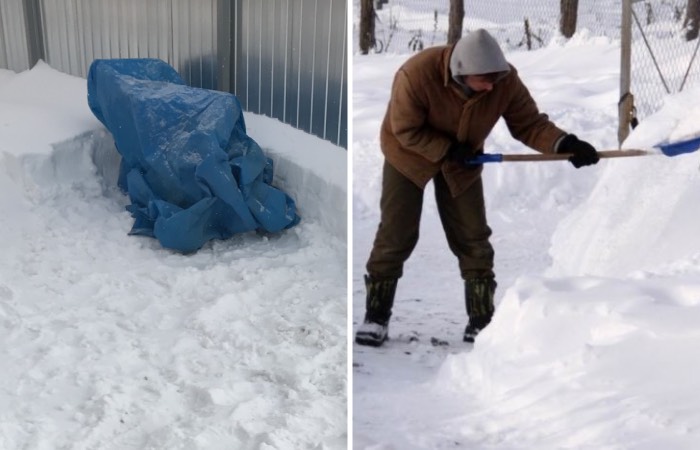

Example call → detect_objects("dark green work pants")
366 161 495 280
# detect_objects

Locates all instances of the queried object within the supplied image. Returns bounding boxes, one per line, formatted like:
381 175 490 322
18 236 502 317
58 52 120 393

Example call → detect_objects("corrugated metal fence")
0 0 347 148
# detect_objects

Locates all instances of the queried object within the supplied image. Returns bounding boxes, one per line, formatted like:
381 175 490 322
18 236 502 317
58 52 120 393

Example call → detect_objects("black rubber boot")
463 277 497 343
355 275 398 347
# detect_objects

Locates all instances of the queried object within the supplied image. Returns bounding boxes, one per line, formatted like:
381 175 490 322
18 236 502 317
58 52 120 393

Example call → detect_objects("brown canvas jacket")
380 44 567 197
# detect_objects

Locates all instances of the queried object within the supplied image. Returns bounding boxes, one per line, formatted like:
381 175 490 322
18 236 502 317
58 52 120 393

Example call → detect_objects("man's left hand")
448 141 471 162
558 134 599 168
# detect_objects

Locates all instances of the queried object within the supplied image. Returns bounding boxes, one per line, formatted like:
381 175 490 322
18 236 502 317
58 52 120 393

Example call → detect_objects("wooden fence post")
619 0 633 146
448 0 464 44
559 0 579 38
359 0 375 54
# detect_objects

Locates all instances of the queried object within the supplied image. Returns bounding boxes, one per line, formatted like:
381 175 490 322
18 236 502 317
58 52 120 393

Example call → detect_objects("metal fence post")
0 6 6 69
22 0 44 68
217 0 231 93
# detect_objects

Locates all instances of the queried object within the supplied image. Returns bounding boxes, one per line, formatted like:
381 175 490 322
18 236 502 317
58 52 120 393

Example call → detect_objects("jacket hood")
449 29 510 79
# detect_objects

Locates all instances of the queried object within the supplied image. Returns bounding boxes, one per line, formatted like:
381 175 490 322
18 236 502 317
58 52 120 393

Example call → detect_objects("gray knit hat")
450 29 510 78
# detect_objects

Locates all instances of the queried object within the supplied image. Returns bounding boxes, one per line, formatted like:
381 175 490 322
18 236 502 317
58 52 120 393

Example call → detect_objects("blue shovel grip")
466 154 504 165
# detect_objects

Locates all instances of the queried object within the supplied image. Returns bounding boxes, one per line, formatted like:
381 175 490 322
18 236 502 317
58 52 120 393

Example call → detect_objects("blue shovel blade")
657 135 700 156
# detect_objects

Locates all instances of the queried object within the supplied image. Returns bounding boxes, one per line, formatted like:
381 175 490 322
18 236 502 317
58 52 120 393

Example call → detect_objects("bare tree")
684 0 700 40
447 0 464 44
359 0 376 54
560 0 579 38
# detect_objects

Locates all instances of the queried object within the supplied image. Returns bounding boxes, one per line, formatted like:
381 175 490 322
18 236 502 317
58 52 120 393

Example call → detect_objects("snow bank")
0 61 101 156
436 273 700 448
245 114 347 241
548 86 700 277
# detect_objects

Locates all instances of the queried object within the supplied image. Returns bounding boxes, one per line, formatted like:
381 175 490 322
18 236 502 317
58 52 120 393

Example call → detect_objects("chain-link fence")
354 0 700 143
628 0 700 121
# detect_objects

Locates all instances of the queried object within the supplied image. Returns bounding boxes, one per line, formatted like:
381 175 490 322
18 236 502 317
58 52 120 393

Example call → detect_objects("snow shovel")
466 135 700 164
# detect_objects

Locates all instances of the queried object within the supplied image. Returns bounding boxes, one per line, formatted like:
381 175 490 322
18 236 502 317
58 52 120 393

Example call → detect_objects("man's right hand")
558 134 599 168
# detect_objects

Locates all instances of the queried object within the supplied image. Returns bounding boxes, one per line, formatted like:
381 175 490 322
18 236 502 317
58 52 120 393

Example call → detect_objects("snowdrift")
87 58 300 253
437 274 700 448
548 86 700 277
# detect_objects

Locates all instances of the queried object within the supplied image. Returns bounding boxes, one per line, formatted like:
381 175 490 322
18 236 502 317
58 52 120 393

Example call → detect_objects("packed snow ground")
0 61 347 449
352 31 700 450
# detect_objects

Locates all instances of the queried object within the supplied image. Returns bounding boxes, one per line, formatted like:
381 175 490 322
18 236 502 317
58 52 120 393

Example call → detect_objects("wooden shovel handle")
503 149 654 161
497 149 652 162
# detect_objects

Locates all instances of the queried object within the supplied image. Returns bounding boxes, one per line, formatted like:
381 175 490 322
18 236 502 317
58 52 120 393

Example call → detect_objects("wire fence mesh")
629 0 700 120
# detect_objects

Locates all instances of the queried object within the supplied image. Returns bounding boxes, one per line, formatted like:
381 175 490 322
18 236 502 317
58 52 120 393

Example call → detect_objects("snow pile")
0 61 100 156
438 273 700 448
246 114 347 241
549 86 700 277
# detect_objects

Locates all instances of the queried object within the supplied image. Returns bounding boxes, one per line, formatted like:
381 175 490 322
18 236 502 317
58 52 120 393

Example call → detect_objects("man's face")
463 74 499 92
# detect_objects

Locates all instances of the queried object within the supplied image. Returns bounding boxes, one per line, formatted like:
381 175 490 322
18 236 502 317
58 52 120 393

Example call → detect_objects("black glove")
558 134 599 168
448 141 471 162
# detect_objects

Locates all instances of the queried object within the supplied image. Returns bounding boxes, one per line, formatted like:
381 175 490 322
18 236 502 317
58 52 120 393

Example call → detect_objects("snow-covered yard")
0 61 347 449
353 11 700 449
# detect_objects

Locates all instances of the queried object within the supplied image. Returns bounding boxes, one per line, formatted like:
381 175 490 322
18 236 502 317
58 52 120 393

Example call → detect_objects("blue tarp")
87 58 300 253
